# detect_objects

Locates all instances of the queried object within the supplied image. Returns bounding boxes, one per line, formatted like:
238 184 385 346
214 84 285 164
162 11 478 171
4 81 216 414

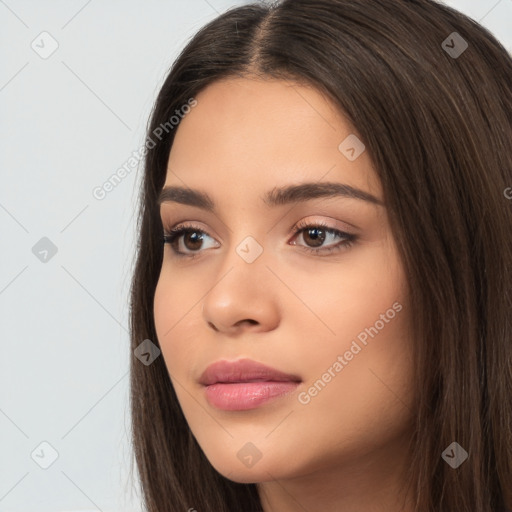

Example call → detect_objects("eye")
289 220 357 256
162 223 218 258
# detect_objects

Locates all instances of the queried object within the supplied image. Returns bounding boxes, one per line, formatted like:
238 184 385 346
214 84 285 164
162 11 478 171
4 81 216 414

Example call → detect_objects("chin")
205 453 285 484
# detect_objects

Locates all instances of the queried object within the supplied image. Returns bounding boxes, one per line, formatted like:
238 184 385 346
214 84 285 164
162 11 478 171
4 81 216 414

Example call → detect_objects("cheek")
154 262 205 333
153 272 201 378
288 240 407 348
291 243 413 426
291 306 414 472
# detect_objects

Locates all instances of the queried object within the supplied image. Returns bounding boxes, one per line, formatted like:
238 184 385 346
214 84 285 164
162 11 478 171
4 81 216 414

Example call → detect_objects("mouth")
203 381 301 411
199 358 302 411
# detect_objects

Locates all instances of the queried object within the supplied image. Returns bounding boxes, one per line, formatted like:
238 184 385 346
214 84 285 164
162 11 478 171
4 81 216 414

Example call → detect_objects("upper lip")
199 358 302 386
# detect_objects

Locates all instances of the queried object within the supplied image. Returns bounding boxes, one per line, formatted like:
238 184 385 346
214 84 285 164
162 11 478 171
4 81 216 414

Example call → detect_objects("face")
153 77 414 486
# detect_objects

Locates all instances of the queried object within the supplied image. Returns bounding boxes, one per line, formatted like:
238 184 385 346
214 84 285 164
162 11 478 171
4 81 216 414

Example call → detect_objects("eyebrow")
157 181 384 211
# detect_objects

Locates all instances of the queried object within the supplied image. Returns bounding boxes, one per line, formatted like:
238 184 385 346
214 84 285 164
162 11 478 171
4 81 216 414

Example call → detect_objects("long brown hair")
128 1 512 510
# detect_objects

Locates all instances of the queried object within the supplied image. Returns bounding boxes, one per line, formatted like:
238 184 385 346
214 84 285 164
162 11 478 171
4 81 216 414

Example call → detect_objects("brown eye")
291 222 357 255
163 224 219 258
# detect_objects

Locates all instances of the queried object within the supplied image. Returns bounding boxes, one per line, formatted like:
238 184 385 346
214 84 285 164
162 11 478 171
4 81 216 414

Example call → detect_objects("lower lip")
204 381 300 411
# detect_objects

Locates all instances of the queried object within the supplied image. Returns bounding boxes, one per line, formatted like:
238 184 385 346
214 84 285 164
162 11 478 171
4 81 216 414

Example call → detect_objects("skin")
153 76 416 512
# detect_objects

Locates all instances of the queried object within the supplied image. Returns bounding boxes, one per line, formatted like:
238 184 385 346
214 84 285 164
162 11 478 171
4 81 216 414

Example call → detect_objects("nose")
201 243 280 336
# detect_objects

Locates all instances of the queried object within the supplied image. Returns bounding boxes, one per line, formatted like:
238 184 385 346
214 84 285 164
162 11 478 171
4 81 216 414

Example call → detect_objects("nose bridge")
200 227 276 331
213 230 268 290
217 205 269 268
233 232 266 266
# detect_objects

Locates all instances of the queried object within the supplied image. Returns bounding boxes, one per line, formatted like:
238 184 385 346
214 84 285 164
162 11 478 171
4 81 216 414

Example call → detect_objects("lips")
199 358 302 411
199 358 301 386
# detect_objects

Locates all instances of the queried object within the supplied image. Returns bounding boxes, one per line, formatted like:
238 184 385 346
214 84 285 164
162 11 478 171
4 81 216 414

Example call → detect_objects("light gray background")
1 1 510 511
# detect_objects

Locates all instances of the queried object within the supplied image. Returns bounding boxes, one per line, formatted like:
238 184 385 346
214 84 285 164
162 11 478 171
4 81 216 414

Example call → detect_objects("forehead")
163 77 381 204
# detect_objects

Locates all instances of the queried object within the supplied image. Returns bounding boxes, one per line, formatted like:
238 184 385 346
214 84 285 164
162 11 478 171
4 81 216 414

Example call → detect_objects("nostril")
235 319 258 327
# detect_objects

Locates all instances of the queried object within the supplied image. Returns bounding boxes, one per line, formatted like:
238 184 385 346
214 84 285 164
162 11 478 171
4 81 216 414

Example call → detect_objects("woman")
129 0 512 510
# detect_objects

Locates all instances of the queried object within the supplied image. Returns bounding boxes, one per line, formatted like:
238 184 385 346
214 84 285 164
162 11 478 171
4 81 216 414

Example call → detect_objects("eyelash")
162 220 357 259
